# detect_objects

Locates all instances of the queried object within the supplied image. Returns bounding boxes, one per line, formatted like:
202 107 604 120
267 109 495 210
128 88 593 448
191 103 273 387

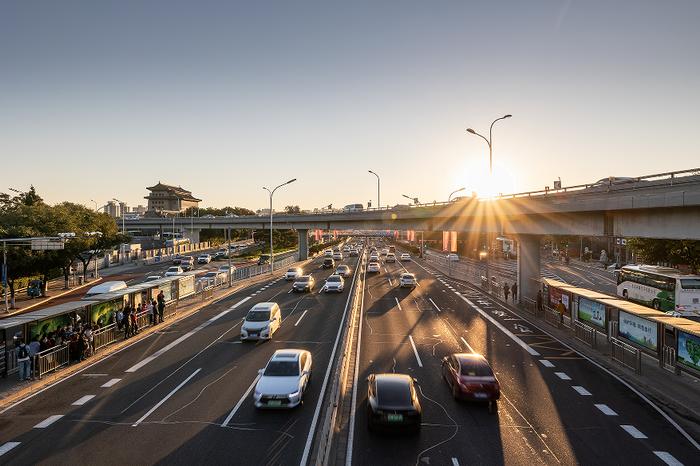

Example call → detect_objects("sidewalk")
422 255 700 442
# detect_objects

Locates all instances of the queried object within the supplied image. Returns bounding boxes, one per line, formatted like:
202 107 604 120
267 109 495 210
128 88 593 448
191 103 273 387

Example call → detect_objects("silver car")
254 349 312 409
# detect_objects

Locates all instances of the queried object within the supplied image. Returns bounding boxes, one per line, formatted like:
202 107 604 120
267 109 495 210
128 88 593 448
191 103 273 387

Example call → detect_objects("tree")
627 238 700 273
284 205 301 214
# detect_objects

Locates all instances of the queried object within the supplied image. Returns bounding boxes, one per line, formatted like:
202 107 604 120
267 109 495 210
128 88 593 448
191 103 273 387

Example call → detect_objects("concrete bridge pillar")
298 229 309 260
184 228 200 244
517 235 542 304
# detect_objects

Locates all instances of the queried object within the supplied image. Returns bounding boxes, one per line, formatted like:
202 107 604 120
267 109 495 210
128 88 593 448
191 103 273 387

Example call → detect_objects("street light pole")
466 114 512 290
90 199 98 211
113 198 126 263
263 178 296 273
368 170 380 209
448 187 466 202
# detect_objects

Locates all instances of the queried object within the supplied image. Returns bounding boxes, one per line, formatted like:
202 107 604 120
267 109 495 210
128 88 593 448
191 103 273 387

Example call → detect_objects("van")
83 281 128 299
342 204 364 213
240 302 282 341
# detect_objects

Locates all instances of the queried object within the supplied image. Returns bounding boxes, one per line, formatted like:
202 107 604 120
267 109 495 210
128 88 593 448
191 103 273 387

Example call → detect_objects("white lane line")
221 373 261 427
126 304 238 373
34 414 64 429
460 337 475 352
101 378 122 388
428 298 442 312
294 310 309 327
595 404 618 416
458 296 540 356
0 442 20 456
132 368 201 427
451 458 460 466
554 372 571 380
230 296 251 310
394 297 402 311
572 385 592 396
408 335 423 367
620 424 648 439
540 359 555 368
654 451 683 465
72 395 96 406
388 277 393 286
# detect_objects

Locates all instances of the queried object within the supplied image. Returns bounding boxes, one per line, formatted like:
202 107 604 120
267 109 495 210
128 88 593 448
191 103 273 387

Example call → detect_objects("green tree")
284 205 301 214
627 238 700 273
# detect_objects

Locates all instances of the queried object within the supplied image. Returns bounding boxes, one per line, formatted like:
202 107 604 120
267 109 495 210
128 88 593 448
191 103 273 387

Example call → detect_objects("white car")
285 267 303 281
241 302 281 341
400 253 411 262
198 271 224 285
447 253 460 262
385 253 396 263
254 349 312 409
367 262 381 273
164 266 183 276
197 254 212 264
144 275 161 282
370 253 379 262
218 265 236 277
324 274 345 292
380 249 388 256
399 273 418 288
324 249 334 258
335 265 351 278
333 251 343 261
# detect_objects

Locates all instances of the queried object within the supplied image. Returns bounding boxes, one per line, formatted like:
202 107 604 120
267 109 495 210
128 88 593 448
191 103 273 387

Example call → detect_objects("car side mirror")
258 369 264 375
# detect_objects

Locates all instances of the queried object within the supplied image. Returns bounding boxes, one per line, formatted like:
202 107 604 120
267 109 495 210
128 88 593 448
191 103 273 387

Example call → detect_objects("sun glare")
457 158 518 198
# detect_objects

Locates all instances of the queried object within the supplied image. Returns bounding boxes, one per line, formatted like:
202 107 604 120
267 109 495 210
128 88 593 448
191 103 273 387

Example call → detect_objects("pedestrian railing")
610 337 642 374
574 321 598 348
93 324 118 351
5 347 18 376
661 345 677 373
544 306 562 328
36 344 70 379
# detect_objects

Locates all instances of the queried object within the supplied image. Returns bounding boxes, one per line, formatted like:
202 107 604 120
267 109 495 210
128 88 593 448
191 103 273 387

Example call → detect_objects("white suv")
324 274 345 293
254 349 312 409
241 302 281 341
285 267 303 281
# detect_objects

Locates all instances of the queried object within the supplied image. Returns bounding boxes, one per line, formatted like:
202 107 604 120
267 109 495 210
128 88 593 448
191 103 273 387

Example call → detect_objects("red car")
441 353 500 413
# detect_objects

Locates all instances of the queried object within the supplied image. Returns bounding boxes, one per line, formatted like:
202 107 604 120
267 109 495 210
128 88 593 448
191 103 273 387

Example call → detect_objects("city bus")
616 265 700 316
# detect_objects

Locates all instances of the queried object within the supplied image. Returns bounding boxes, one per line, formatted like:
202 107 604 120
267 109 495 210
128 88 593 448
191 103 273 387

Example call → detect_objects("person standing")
123 306 131 339
147 299 155 326
157 291 165 324
536 290 543 313
17 339 32 381
556 298 566 324
503 282 510 302
511 282 518 302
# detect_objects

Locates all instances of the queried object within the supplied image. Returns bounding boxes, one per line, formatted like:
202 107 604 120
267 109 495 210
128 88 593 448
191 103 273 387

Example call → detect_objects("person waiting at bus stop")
556 298 566 324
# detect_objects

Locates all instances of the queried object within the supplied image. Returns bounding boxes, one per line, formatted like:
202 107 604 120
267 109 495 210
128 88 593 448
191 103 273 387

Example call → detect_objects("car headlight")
288 390 300 399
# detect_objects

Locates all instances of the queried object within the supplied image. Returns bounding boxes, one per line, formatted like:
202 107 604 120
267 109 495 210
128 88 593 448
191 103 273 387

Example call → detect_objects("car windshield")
327 276 341 282
402 274 414 280
246 310 271 322
459 359 494 377
264 360 299 376
680 279 700 289
296 276 310 282
168 267 178 272
377 380 412 405
287 268 297 273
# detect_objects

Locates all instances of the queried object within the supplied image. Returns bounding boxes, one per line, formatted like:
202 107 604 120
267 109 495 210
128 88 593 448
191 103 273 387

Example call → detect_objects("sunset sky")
2 1 699 210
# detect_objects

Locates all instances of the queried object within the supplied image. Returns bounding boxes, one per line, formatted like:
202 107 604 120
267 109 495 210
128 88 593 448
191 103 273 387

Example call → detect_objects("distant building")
145 182 201 215
104 200 120 218
133 204 147 215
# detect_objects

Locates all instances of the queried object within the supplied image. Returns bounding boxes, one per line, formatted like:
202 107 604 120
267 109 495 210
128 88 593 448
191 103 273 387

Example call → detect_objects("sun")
456 158 518 199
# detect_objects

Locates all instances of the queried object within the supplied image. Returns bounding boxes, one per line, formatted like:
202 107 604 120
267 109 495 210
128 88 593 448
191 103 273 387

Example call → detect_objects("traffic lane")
414 261 696 465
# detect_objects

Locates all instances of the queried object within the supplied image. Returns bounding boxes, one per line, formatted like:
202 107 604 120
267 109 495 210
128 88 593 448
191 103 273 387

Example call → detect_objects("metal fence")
36 344 70 378
94 324 119 351
574 321 598 348
610 337 642 374
662 345 677 373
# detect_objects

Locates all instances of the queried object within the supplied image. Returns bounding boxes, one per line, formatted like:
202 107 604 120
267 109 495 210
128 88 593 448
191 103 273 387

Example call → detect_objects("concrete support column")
184 228 200 243
517 235 542 304
298 229 309 260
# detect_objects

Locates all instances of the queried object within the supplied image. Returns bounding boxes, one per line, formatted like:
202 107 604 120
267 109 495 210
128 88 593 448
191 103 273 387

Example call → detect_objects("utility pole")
227 228 233 287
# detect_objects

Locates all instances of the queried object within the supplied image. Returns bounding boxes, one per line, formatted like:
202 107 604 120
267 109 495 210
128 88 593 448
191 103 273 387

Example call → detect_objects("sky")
1 1 699 211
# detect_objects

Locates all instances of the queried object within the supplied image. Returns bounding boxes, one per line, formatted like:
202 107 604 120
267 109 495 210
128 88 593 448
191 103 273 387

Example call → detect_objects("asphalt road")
0 249 361 465
349 246 697 465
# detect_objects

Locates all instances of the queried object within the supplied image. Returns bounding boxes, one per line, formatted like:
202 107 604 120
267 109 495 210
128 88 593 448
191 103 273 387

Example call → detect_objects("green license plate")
387 413 403 422
267 400 282 407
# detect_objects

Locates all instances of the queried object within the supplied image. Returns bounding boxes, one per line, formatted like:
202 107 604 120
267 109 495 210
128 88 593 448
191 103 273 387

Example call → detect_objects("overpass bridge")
125 168 700 301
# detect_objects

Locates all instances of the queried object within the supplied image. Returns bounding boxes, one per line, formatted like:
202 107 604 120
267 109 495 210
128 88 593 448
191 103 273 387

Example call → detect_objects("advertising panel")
178 275 195 299
29 314 73 341
90 297 125 327
548 287 570 316
677 331 700 373
618 310 658 352
578 297 606 328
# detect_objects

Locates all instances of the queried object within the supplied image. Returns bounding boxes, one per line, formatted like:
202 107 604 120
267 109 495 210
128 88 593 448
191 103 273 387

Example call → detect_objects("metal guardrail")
94 324 118 351
544 306 562 328
574 321 598 348
610 337 642 374
36 344 70 378
662 345 677 373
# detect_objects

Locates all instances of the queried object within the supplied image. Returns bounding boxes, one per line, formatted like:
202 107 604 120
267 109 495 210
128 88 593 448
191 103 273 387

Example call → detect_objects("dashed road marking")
72 395 95 406
653 451 683 465
0 442 20 456
132 368 201 427
554 372 571 380
295 310 309 327
34 415 64 429
394 297 402 311
101 378 122 388
540 359 555 368
428 298 442 312
595 404 618 416
620 424 647 439
460 337 475 352
451 458 460 466
408 335 423 367
572 386 592 396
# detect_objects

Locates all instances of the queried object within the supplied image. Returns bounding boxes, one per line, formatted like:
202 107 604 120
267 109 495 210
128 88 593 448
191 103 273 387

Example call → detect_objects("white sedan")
285 267 303 281
400 253 411 261
197 254 212 264
254 349 312 409
399 273 418 288
324 274 345 292
367 262 381 273
164 266 183 276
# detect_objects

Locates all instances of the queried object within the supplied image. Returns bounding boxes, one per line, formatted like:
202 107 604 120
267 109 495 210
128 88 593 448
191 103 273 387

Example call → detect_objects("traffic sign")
31 238 65 250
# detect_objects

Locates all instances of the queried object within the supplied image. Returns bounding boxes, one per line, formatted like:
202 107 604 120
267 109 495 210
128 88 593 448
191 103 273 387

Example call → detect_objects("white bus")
616 265 700 316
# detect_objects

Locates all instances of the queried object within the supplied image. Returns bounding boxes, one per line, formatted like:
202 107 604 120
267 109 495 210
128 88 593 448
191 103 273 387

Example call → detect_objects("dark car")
322 258 335 269
441 353 500 412
366 373 422 433
292 275 315 292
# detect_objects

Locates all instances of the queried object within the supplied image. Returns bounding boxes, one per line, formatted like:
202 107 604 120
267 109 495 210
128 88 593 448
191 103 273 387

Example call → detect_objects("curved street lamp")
466 114 512 175
263 178 297 272
448 187 466 202
368 170 380 209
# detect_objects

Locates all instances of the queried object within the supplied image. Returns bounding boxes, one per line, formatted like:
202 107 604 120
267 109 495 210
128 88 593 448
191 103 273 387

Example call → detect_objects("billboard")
178 275 195 299
90 297 125 327
677 331 700 373
548 287 570 316
578 297 606 328
29 314 73 341
618 310 657 352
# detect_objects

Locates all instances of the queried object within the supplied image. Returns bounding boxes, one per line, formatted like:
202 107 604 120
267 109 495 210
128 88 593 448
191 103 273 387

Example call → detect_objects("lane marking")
572 385 592 396
294 310 309 327
458 295 540 356
394 297 402 311
654 451 683 466
221 373 261 427
620 424 648 439
101 378 122 388
72 395 95 406
429 298 442 312
460 337 475 352
34 415 64 429
554 372 571 380
540 359 555 367
594 404 618 416
132 368 201 427
388 277 393 286
230 296 251 309
451 459 460 466
0 442 20 456
409 335 423 367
